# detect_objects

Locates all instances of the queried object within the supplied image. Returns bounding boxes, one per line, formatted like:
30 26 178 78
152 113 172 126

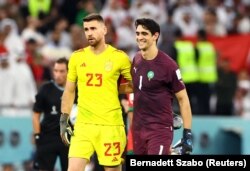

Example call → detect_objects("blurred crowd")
0 0 250 117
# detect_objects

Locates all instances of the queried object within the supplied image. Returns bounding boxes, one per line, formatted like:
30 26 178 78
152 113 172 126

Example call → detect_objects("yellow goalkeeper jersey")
67 45 132 125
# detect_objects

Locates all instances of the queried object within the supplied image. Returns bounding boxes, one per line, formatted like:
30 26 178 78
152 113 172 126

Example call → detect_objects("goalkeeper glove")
181 128 193 154
171 129 193 155
60 113 73 146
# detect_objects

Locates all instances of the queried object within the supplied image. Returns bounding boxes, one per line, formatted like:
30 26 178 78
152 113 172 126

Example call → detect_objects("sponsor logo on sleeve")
176 69 182 80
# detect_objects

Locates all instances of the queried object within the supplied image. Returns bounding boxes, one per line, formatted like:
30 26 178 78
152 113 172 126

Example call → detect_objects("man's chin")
57 82 63 86
139 47 146 51
138 44 145 49
88 40 96 45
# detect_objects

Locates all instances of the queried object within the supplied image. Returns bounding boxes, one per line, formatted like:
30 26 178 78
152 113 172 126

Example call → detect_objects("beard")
88 38 99 47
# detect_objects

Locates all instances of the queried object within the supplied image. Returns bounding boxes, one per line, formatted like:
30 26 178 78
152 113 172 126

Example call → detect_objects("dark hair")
135 18 160 42
135 18 161 43
197 29 207 40
83 13 104 23
205 7 216 17
56 57 68 70
27 38 37 44
174 28 182 38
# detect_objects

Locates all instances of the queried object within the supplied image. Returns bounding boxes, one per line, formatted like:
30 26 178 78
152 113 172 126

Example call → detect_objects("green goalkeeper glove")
60 113 73 146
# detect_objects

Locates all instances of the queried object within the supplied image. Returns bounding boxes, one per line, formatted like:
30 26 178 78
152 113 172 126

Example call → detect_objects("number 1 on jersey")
139 75 142 90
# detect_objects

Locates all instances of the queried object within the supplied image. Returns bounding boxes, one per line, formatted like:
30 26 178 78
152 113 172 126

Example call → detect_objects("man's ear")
154 32 160 41
103 25 107 36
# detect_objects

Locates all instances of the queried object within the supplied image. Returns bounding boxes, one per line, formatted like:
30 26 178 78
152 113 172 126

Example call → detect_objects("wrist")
127 107 133 113
183 129 192 139
34 133 40 136
33 133 40 144
61 113 69 116
183 128 191 133
60 113 69 122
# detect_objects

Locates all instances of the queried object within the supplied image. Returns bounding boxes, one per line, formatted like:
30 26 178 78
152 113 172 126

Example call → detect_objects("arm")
118 51 133 94
32 112 41 145
175 89 192 129
119 81 133 94
175 89 193 154
61 81 76 114
32 86 44 145
32 112 41 134
120 96 129 114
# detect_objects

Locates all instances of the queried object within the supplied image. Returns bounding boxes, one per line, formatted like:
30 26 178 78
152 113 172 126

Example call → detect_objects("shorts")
34 137 69 171
132 124 173 155
69 123 126 166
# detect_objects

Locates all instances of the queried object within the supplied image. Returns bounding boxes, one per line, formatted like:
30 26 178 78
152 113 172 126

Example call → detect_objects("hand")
181 129 193 154
60 113 73 146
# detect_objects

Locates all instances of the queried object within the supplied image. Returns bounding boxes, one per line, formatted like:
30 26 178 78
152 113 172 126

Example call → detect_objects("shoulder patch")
176 69 182 80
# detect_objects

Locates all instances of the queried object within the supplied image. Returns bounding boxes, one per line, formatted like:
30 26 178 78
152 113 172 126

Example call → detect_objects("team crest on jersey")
104 61 113 72
147 71 154 81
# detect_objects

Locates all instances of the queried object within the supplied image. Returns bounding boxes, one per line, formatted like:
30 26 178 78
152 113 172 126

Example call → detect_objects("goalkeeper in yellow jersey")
60 13 132 171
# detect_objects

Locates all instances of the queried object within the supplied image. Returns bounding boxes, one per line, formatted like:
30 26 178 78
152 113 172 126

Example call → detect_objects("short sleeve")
119 52 132 81
67 53 77 83
171 67 185 93
33 86 45 113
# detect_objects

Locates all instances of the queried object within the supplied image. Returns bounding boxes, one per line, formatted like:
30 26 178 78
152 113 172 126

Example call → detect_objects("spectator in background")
58 0 78 26
223 0 236 33
45 17 72 49
215 58 237 115
75 0 97 26
171 28 200 114
21 16 45 47
0 32 36 117
104 17 117 46
69 24 87 51
235 70 250 119
234 5 250 34
40 18 72 64
0 18 25 64
25 38 52 89
101 0 127 28
12 52 37 117
159 9 179 55
28 0 51 18
202 7 227 36
175 9 199 37
32 57 69 171
0 43 16 116
195 29 218 115
134 0 167 25
116 15 137 60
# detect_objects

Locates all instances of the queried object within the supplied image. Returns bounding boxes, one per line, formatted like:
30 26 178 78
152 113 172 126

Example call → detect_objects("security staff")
196 29 218 115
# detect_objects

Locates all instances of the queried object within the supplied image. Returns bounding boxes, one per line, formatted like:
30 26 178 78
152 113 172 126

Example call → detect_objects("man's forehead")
54 63 67 70
84 20 103 28
136 25 150 33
